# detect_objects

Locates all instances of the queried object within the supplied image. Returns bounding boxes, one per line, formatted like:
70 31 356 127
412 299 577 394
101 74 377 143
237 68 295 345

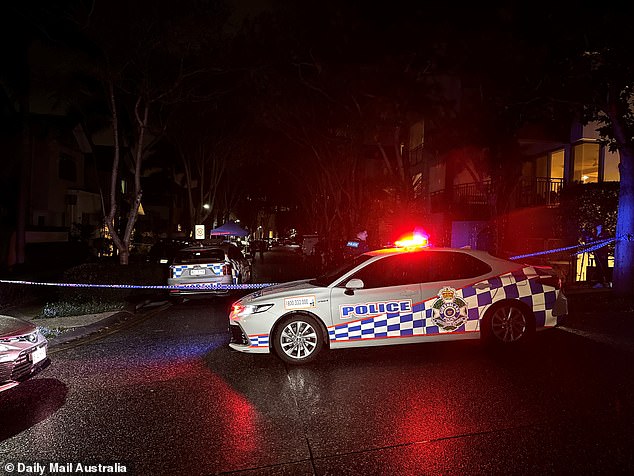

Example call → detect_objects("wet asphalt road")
1 260 634 475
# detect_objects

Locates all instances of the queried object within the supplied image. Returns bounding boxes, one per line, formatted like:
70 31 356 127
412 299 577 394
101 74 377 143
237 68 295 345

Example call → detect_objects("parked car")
228 245 568 364
168 241 252 296
0 315 49 393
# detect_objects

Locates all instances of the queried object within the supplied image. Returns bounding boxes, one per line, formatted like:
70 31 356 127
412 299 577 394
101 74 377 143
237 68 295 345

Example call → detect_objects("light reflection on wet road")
1 295 633 475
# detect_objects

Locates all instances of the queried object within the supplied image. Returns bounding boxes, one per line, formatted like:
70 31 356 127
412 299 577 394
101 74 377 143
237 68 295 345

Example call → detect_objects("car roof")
365 246 508 262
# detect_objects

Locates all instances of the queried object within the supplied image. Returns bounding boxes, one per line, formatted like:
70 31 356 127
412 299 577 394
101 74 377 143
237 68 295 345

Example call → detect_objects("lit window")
573 143 600 183
550 150 565 179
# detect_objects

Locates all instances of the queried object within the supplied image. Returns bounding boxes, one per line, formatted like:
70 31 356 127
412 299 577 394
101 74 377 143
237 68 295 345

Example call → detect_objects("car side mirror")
344 278 364 295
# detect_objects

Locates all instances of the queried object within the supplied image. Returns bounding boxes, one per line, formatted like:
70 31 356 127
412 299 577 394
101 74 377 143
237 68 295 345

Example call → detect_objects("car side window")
349 253 427 289
425 251 492 282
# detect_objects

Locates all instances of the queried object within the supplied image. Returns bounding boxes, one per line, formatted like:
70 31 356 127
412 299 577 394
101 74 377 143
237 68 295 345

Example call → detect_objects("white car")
228 245 568 364
1 315 49 392
168 241 252 297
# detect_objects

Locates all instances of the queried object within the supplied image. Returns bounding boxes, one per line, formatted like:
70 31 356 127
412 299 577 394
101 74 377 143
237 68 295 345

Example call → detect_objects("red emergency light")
394 232 429 248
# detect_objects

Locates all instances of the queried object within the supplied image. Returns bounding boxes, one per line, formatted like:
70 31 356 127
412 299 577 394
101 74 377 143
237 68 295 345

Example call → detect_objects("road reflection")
0 378 68 442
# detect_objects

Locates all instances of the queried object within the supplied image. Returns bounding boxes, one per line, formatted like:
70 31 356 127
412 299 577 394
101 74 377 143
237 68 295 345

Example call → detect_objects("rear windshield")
174 249 226 264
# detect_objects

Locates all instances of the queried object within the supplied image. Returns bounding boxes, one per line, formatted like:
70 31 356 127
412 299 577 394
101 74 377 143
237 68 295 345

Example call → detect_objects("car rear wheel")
273 315 324 365
483 302 533 345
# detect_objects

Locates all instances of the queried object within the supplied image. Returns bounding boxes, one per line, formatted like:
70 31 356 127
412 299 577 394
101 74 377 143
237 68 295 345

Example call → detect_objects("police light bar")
395 232 429 248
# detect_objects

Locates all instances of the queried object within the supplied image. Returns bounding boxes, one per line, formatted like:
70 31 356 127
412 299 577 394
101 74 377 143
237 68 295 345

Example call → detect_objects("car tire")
482 301 534 346
273 314 324 365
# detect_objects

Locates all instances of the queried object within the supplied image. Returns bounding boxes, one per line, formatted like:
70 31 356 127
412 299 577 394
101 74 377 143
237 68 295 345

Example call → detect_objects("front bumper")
228 324 270 354
0 342 50 390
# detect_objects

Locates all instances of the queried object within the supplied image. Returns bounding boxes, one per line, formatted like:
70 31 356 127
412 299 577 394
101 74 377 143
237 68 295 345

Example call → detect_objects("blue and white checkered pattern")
327 266 558 343
249 334 269 347
171 263 224 278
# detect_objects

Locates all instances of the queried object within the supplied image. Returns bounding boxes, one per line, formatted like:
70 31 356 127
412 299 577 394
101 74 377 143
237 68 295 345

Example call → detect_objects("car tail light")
222 264 232 275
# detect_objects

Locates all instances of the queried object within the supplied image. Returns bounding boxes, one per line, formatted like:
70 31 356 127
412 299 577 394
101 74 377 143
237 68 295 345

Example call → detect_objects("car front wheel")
273 315 324 364
483 302 534 345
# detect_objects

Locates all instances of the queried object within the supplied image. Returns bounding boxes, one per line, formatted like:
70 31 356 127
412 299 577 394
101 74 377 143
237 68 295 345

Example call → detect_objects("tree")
72 0 233 263
238 1 446 242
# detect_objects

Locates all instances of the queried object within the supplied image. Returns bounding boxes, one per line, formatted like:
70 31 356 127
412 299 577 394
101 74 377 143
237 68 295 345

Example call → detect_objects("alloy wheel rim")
280 321 318 359
491 306 526 342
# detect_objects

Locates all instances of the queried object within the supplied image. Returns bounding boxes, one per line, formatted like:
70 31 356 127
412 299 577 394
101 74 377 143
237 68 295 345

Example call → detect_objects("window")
348 251 491 289
573 142 600 183
550 150 565 179
425 251 492 282
175 249 225 264
534 149 564 179
350 253 427 289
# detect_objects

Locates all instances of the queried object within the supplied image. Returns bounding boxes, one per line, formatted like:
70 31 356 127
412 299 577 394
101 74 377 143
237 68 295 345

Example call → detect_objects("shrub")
56 261 167 304
41 299 125 318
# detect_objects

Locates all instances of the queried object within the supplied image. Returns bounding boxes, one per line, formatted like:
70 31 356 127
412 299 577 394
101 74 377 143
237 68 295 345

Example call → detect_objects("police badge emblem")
431 287 468 331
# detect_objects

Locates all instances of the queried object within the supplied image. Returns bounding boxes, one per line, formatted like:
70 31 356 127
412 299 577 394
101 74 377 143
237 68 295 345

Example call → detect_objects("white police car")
228 244 568 364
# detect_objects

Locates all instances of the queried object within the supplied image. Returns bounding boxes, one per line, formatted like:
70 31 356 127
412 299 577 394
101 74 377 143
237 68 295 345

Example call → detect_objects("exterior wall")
408 115 620 283
29 133 86 229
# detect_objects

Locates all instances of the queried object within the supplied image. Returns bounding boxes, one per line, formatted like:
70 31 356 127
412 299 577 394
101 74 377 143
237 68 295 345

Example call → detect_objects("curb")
47 304 135 348
47 298 163 348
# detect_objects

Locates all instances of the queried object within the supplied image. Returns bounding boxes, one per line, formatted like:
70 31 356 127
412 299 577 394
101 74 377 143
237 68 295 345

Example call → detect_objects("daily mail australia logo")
340 300 412 319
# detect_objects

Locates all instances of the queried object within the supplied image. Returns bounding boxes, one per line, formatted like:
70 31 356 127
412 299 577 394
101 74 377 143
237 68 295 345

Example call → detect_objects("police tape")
509 237 616 260
0 280 278 290
0 236 622 289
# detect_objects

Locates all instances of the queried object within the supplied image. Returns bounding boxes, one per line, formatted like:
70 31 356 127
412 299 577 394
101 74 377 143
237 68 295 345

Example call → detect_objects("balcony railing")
518 177 564 207
429 177 564 212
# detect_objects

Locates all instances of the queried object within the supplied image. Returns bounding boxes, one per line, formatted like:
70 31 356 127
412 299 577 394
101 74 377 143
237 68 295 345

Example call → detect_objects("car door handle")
474 282 489 290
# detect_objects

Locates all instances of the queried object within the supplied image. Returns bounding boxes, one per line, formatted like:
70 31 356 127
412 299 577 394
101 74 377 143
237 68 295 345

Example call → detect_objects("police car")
168 241 251 297
228 241 568 364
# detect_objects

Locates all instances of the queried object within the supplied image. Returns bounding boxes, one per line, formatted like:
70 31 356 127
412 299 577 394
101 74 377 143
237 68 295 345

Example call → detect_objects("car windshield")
309 254 373 287
175 249 226 264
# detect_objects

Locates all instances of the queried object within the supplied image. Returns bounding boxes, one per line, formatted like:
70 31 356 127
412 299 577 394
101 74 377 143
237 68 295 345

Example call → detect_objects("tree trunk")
119 98 148 264
613 146 634 296
606 94 634 296
105 79 125 260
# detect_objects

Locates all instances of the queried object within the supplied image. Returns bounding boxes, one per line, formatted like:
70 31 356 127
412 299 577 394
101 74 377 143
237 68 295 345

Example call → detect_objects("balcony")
429 177 564 214
518 177 563 207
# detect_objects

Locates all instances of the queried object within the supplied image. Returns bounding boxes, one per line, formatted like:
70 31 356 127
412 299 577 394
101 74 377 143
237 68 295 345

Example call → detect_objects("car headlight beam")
230 303 273 320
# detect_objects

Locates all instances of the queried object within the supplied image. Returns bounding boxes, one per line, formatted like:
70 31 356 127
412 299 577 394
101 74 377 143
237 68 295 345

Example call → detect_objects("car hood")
244 279 318 301
0 315 37 338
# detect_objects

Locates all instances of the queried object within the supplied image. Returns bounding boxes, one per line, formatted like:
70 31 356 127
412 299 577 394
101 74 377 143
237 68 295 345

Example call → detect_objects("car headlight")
230 303 274 320
0 344 15 361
